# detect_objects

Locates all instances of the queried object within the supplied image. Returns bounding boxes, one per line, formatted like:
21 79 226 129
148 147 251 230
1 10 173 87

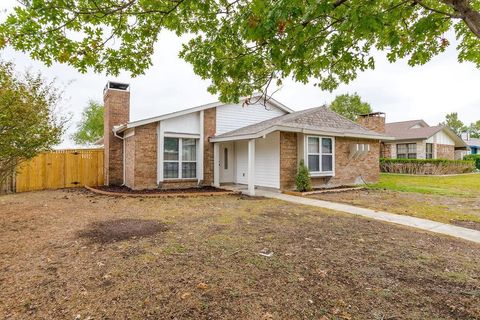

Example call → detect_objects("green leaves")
72 100 104 145
0 61 66 183
1 0 480 101
330 93 373 121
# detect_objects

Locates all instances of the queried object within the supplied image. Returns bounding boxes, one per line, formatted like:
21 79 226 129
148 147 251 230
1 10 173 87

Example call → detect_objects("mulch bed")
86 185 238 197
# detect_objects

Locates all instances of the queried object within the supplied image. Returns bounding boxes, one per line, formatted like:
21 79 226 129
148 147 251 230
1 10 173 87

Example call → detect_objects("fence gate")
15 149 104 193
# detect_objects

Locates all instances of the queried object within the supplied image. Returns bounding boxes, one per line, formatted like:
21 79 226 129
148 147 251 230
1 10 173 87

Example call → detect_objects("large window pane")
182 138 196 161
164 138 179 160
322 138 332 153
308 155 319 172
308 137 319 153
182 162 196 178
322 155 333 171
163 162 178 179
407 143 417 153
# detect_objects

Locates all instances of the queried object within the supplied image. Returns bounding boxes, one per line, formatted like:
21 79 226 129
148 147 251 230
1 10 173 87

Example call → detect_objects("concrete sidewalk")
254 189 480 244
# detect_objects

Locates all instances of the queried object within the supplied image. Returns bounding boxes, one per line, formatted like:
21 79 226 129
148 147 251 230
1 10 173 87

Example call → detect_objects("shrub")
464 154 480 170
380 158 475 175
295 160 312 192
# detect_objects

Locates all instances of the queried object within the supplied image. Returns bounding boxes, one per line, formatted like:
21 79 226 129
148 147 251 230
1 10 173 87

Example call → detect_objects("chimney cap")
358 112 385 118
105 81 130 92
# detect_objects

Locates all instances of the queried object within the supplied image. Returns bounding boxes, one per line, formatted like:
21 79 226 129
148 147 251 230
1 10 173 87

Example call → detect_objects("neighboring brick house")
103 81 390 195
380 119 466 160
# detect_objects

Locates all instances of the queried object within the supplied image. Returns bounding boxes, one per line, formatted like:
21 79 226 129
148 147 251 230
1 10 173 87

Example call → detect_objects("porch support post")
213 142 220 187
247 139 255 196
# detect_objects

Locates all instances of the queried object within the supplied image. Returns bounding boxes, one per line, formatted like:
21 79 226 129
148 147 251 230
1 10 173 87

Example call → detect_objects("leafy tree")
330 93 372 121
1 1 480 102
295 160 312 192
0 61 66 183
72 100 104 145
439 112 467 135
468 120 480 138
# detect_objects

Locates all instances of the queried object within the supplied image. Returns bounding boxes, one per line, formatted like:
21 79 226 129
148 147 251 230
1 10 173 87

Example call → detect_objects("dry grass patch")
0 189 479 319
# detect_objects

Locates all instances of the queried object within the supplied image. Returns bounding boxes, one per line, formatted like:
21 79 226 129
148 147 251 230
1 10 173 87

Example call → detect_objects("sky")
1 1 480 148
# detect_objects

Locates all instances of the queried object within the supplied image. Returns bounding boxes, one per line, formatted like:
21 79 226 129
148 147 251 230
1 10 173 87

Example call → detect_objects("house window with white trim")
426 143 433 159
397 143 416 159
164 137 197 179
307 136 334 174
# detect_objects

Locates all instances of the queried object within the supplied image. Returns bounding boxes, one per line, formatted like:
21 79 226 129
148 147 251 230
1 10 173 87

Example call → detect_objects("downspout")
113 130 126 186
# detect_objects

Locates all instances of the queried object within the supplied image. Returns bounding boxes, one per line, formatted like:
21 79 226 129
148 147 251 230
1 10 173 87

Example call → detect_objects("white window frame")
163 136 199 180
305 135 335 177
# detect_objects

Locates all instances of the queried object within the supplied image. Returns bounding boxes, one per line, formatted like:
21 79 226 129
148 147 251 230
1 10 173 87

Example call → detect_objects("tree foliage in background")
72 100 104 145
0 61 66 183
468 120 480 138
439 112 467 135
330 93 372 121
1 0 480 102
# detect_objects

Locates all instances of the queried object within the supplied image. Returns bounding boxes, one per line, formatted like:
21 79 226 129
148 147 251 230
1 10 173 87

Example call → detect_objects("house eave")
210 125 394 142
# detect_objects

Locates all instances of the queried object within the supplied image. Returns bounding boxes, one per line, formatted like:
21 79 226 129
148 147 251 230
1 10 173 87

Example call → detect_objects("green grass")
369 173 480 197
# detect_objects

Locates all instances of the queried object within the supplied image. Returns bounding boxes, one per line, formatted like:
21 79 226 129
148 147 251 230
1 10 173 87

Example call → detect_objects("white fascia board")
441 127 467 147
210 125 394 142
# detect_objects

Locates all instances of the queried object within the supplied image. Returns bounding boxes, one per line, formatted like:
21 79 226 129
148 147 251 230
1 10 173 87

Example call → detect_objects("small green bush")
464 154 480 170
295 160 312 192
380 158 476 175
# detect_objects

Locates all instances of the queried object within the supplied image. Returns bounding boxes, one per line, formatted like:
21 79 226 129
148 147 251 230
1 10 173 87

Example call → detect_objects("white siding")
216 101 286 134
427 130 455 145
235 141 248 184
162 112 200 134
254 132 280 188
234 133 280 188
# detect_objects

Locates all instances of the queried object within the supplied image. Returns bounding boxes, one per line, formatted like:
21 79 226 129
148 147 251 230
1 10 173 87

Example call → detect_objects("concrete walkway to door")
252 189 480 244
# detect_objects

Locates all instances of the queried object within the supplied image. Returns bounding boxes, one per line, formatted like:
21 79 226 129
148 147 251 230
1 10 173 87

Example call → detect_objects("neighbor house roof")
211 106 393 142
465 138 480 147
113 93 293 133
385 120 466 147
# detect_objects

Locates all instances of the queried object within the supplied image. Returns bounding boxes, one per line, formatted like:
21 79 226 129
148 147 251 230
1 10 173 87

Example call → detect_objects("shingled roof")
211 106 390 142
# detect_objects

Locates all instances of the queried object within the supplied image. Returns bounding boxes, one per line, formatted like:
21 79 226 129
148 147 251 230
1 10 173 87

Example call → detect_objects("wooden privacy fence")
14 149 104 193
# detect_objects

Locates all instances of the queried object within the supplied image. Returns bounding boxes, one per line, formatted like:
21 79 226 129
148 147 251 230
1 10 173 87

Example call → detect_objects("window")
397 143 417 159
164 137 197 179
307 136 334 174
224 148 228 170
426 143 433 159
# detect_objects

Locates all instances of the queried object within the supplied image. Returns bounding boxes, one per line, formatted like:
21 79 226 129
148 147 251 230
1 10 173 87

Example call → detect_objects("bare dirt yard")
1 189 480 319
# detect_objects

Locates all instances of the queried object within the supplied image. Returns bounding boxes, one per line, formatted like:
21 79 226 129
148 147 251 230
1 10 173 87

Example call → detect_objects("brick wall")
104 89 130 185
357 114 385 133
321 137 380 186
203 107 216 185
436 143 455 160
133 123 158 189
161 180 199 189
381 142 393 158
124 134 135 188
279 132 298 189
279 133 380 190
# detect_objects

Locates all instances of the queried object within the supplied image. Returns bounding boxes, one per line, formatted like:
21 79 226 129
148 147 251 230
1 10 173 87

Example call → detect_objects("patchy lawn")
311 173 480 228
1 189 480 319
369 173 480 196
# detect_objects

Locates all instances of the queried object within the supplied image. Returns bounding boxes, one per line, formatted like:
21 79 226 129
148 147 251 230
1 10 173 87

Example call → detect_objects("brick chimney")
357 112 385 133
103 81 130 185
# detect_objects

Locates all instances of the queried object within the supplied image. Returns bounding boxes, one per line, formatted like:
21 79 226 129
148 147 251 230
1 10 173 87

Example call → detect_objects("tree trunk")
441 0 480 38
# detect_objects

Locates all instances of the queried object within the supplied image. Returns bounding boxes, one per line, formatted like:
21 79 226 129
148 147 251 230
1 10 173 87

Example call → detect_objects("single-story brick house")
103 81 391 195
380 119 466 160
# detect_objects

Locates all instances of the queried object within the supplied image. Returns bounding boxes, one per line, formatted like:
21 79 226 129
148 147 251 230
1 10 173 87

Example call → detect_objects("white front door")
220 142 234 183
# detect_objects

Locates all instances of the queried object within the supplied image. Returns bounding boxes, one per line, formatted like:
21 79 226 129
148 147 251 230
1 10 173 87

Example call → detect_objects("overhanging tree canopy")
1 0 479 102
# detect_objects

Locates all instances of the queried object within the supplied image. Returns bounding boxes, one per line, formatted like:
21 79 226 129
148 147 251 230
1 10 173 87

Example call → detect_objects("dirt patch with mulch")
77 218 169 244
1 190 479 319
309 188 480 227
95 185 230 194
